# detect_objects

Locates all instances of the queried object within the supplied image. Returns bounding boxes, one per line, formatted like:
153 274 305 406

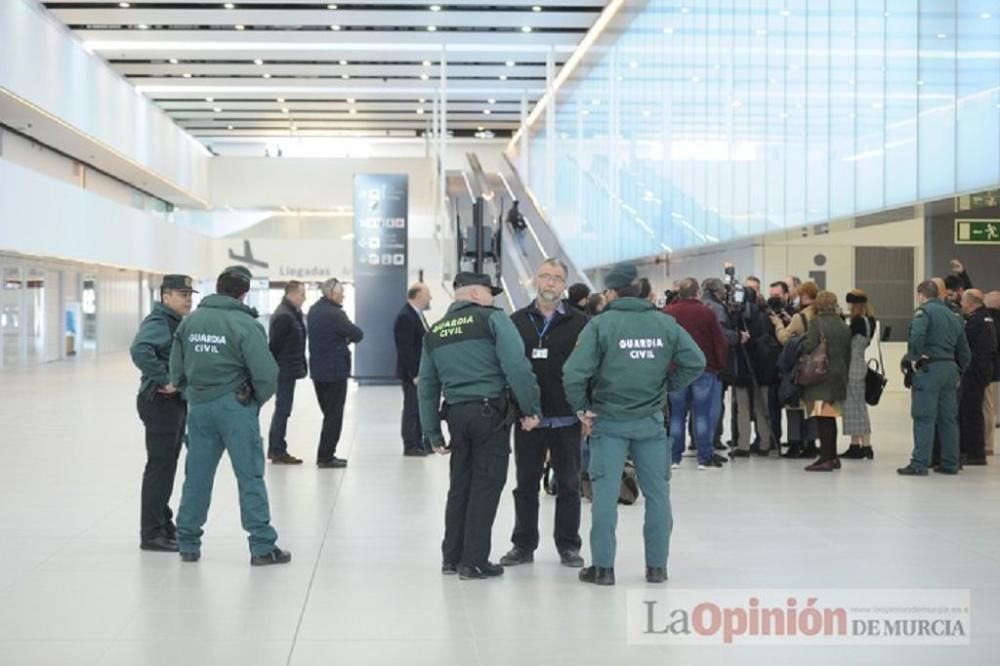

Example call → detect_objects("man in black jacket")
308 278 364 468
959 289 998 465
500 259 589 569
267 281 307 464
129 274 194 552
394 283 432 456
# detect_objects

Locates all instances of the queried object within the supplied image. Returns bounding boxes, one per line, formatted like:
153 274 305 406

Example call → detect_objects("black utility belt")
926 358 956 364
448 396 505 408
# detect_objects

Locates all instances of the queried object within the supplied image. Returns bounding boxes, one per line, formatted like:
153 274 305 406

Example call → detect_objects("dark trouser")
268 375 297 457
768 384 783 444
314 380 348 462
136 394 187 541
441 401 511 567
511 423 582 553
959 378 988 462
401 380 425 452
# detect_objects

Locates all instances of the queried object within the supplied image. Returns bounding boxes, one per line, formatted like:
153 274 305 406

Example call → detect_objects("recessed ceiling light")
506 60 515 67
420 74 430 80
349 108 357 115
206 97 214 102
281 107 290 113
427 25 437 31
691 75 701 83
680 6 690 13
182 72 192 78
980 12 991 19
168 58 179 64
499 75 508 80
779 9 791 16
483 109 491 115
581 109 589 116
478 126 485 131
276 97 284 102
419 98 426 103
521 26 532 32
916 79 925 86
663 27 674 34
253 58 263 65
341 74 350 79
423 59 432 66
227 125 234 130
328 3 338 9
628 60 638 69
235 25 245 31
330 25 341 31
339 59 348 65
137 24 148 30
937 32 947 38
488 98 496 104
430 4 441 10
416 108 425 115
262 73 271 78
642 109 651 117
347 97 356 103
532 5 542 11
213 107 222 113
119 2 130 7
290 125 297 131
224 2 235 8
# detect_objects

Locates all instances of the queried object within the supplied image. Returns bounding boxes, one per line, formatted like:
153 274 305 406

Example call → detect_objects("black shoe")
250 547 292 566
964 458 988 466
748 443 761 454
782 443 803 458
270 453 303 465
403 449 428 457
839 444 863 459
711 453 728 464
897 465 928 476
730 449 750 458
163 523 177 540
499 547 534 566
317 457 348 468
805 458 837 472
800 443 819 458
180 551 200 563
559 549 584 568
578 566 615 586
646 567 668 583
933 466 960 475
697 459 723 469
140 534 178 552
714 441 728 451
441 562 458 575
458 562 504 580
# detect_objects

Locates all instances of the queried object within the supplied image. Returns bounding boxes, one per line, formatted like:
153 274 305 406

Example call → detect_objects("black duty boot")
250 547 292 566
499 547 534 566
458 562 504 580
579 566 615 586
645 567 668 583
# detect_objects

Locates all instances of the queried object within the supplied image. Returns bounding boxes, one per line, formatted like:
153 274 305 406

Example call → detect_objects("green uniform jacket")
130 302 182 396
907 299 971 371
563 297 706 420
417 300 542 444
169 294 279 406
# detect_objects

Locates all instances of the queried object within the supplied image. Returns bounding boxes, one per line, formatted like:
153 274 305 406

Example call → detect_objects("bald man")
959 290 998 465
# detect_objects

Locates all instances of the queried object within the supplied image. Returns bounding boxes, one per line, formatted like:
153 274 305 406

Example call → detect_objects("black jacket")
510 302 588 418
990 307 1000 382
307 297 364 382
393 303 427 381
269 297 307 380
964 306 998 387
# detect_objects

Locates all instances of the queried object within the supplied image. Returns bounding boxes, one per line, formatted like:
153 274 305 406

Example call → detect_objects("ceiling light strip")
508 0 624 149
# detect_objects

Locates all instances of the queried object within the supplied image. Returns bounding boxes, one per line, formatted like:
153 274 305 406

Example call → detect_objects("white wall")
95 269 142 355
0 0 210 200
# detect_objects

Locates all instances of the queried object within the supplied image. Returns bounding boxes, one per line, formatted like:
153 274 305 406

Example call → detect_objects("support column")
440 47 448 217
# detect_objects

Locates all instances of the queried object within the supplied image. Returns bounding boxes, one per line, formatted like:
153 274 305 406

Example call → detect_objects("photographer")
702 277 742 457
729 286 780 457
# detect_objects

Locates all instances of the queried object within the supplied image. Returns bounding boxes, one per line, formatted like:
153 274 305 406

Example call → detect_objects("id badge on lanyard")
532 312 553 360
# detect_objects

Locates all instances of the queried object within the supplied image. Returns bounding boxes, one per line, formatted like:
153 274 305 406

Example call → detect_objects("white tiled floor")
1 355 999 665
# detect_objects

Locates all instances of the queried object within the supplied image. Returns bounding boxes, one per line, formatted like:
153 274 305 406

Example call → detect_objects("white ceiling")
42 0 606 146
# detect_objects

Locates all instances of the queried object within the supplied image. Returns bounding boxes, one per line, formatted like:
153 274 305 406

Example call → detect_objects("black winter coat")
269 297 308 380
307 297 364 382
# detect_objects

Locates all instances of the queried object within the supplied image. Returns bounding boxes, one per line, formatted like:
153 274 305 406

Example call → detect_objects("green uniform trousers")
910 361 961 472
177 393 278 556
588 413 672 569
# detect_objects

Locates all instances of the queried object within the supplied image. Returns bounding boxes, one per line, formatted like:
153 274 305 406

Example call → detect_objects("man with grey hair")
500 258 589 568
307 278 364 468
418 272 542 580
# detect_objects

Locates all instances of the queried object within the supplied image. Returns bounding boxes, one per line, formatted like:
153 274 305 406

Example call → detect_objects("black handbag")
864 319 888 406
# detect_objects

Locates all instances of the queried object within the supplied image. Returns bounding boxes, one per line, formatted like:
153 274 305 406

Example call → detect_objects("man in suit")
394 283 433 456
267 280 307 465
308 278 364 468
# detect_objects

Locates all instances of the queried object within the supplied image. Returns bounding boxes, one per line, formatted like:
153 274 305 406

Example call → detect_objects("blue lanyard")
531 311 556 348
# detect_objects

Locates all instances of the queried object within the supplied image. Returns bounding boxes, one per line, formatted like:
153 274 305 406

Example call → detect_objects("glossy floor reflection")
0 355 998 665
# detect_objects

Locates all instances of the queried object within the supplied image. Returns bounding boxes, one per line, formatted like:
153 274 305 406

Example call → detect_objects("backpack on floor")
579 459 640 505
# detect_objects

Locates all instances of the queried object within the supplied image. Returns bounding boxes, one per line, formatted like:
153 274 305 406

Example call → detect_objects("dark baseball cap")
604 263 639 290
453 271 503 296
220 265 253 283
161 274 197 293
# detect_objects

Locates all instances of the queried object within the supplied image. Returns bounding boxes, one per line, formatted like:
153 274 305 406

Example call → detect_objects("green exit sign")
956 219 1000 245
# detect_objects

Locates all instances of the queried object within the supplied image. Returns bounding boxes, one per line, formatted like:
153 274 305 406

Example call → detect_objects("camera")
720 262 747 314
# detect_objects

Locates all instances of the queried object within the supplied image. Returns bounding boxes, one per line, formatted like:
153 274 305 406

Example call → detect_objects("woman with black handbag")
799 291 852 471
840 289 878 460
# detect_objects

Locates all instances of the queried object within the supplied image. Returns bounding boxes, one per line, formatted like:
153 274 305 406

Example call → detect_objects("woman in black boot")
800 291 851 472
841 289 877 460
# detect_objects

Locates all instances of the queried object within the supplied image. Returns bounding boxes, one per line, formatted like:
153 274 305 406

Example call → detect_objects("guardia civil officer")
129 274 195 552
563 263 705 586
170 266 290 565
418 272 542 580
898 280 972 476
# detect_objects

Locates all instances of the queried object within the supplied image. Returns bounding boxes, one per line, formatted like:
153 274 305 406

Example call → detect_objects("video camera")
721 263 748 316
